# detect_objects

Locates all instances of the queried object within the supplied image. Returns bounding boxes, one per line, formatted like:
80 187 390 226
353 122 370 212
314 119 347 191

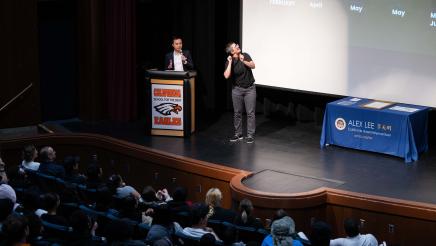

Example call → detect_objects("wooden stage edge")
2 133 436 221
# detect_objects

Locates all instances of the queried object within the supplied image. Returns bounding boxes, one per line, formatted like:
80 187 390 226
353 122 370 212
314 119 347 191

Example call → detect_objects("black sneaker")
230 135 243 142
246 136 255 144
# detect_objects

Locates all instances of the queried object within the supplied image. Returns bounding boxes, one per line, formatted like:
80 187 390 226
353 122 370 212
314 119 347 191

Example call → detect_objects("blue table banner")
320 97 429 162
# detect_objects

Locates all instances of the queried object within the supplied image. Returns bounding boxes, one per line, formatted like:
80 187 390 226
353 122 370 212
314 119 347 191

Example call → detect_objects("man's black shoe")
230 135 243 142
246 136 255 144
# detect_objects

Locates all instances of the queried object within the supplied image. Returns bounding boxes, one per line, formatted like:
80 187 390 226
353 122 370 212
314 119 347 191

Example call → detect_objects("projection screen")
242 0 436 107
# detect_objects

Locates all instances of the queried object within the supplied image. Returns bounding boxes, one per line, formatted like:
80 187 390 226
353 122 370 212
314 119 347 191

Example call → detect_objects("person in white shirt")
164 36 194 71
180 203 220 241
20 145 40 171
330 218 378 246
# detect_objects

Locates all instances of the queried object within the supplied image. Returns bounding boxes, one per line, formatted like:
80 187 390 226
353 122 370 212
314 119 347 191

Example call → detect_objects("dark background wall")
1 0 434 144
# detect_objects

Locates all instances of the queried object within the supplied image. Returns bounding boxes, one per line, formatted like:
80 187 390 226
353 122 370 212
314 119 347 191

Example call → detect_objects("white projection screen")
242 0 436 107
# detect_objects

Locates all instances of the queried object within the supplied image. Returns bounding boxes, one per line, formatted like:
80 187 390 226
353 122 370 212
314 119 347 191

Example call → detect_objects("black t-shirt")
224 52 255 88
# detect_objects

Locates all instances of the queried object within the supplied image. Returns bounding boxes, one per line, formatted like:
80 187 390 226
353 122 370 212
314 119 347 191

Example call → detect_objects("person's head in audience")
273 209 289 222
95 186 113 211
6 165 26 185
1 214 29 245
39 146 56 163
172 186 188 203
70 210 93 235
120 194 139 213
271 216 295 246
309 220 331 246
42 192 60 215
0 181 17 204
344 218 360 237
153 205 173 227
200 233 216 246
64 155 80 177
22 145 38 163
191 203 210 228
239 198 254 224
0 198 14 222
86 164 103 183
21 190 41 213
108 174 124 190
205 188 222 208
105 218 135 243
142 186 158 202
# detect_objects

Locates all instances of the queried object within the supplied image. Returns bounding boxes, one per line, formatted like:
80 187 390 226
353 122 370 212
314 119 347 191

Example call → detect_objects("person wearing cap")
261 216 303 246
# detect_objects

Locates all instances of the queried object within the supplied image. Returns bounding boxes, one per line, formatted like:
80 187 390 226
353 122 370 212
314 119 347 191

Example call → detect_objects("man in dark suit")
38 146 65 178
164 36 194 71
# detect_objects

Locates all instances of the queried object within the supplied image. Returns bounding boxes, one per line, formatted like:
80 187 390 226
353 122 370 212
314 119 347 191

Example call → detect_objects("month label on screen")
269 0 296 7
391 9 405 18
350 5 363 13
309 1 322 9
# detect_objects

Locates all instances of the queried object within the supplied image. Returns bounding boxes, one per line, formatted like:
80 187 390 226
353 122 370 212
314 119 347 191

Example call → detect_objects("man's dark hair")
142 186 157 202
105 218 134 242
191 203 209 225
42 192 60 211
86 164 101 182
273 209 288 222
0 198 14 221
63 155 80 177
172 186 187 202
172 36 182 43
344 218 360 237
200 233 216 246
22 145 36 162
2 214 29 244
310 220 331 246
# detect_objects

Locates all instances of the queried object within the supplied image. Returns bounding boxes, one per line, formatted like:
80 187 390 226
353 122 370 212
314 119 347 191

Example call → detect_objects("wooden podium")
145 70 196 137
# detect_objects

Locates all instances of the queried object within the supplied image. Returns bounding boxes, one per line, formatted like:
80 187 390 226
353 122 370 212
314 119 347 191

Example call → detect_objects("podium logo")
154 103 182 116
335 118 346 131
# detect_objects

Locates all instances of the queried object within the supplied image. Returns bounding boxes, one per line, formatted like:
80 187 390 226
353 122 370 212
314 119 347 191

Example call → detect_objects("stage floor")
57 113 436 205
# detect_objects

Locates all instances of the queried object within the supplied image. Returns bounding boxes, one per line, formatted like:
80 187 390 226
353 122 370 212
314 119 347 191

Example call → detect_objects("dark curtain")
105 0 137 121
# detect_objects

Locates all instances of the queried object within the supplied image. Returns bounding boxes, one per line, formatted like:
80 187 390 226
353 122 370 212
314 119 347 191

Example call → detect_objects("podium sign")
146 70 196 137
151 82 184 130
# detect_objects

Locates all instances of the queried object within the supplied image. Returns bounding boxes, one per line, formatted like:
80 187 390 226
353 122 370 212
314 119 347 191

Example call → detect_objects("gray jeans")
232 85 256 137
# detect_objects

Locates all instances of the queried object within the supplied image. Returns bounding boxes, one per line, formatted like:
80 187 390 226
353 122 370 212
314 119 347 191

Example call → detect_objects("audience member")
38 146 65 178
1 214 29 246
85 164 105 189
63 155 86 184
20 145 40 172
146 206 177 243
205 188 235 223
234 199 263 229
69 210 103 246
309 220 331 246
0 181 17 205
0 157 9 184
200 233 216 246
181 203 220 241
0 199 14 223
108 174 141 199
330 218 378 246
105 218 146 246
40 192 68 226
262 216 303 246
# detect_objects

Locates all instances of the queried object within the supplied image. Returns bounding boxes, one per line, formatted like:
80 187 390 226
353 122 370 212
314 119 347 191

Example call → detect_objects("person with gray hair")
261 216 303 246
224 41 257 144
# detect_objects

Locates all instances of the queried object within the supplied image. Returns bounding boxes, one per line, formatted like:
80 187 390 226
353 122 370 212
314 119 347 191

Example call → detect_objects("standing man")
165 36 194 71
224 42 256 144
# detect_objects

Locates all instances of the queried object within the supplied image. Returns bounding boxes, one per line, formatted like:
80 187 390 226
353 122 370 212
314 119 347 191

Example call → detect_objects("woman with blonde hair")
205 188 235 223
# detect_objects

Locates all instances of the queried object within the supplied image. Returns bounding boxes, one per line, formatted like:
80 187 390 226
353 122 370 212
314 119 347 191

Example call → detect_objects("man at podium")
164 36 194 71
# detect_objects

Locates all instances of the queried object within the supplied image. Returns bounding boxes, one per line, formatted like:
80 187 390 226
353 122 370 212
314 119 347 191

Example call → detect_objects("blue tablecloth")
320 97 429 162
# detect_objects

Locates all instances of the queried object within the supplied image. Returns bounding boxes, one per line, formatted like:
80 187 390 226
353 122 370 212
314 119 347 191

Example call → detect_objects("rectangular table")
320 97 429 162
